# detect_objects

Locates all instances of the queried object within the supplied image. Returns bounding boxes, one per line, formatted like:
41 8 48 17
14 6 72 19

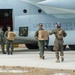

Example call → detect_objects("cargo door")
0 9 13 32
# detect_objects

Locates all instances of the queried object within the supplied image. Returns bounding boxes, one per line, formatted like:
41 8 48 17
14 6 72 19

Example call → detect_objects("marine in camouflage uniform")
49 24 67 62
4 26 14 55
35 23 45 59
0 26 6 54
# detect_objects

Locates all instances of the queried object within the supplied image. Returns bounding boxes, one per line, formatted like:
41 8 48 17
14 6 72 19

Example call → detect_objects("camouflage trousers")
53 40 64 60
38 40 45 58
6 40 14 54
1 41 6 54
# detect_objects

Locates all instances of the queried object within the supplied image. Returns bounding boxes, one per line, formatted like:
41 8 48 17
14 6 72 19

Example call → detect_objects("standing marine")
35 23 45 59
49 23 67 62
0 26 6 54
4 26 14 55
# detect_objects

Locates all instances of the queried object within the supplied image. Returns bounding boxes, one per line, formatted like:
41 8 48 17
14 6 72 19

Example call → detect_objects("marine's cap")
39 23 43 26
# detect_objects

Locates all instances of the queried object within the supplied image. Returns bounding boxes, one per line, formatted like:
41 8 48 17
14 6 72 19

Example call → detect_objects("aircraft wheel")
63 45 66 50
48 46 54 51
25 44 39 49
69 45 75 50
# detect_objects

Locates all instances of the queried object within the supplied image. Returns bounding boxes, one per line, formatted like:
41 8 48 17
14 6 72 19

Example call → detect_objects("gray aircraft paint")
0 0 75 46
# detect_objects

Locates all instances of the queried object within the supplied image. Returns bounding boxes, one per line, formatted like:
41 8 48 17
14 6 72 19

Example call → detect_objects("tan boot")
40 56 45 60
56 58 60 62
42 56 45 59
56 60 60 63
56 56 60 62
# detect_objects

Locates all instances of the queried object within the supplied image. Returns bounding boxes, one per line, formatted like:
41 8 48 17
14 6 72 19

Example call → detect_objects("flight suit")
4 31 14 55
49 28 67 62
35 29 45 59
0 30 6 54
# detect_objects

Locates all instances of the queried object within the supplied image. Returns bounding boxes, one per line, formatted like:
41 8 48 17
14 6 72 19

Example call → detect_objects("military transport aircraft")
0 0 75 50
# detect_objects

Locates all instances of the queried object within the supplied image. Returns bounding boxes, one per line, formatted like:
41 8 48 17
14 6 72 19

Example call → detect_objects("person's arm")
4 31 8 39
34 30 38 40
49 30 55 35
1 31 5 41
63 30 67 37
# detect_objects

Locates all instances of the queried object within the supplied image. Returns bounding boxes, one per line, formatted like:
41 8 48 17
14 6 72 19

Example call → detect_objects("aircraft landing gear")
25 44 39 49
69 45 75 50
48 46 54 51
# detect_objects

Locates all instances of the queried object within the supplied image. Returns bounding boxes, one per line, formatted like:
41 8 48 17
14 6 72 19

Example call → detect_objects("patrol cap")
7 26 11 29
39 23 43 26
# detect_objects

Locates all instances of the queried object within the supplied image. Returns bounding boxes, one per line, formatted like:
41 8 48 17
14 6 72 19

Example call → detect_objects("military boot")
56 56 60 62
3 51 6 54
42 56 45 59
56 57 60 63
2 50 6 54
56 59 60 63
40 56 45 60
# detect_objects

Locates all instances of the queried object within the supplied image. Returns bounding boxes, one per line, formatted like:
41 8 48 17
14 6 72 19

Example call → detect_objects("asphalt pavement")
0 48 75 70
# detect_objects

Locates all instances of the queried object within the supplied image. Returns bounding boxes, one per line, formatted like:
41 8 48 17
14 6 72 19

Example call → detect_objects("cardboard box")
38 30 49 40
8 32 16 40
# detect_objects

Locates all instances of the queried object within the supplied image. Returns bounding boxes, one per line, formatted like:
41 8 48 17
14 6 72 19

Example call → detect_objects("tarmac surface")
0 48 75 70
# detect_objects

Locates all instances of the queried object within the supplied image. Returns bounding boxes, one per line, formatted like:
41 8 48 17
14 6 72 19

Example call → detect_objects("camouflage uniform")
0 30 6 54
35 29 45 59
4 31 14 55
49 28 67 62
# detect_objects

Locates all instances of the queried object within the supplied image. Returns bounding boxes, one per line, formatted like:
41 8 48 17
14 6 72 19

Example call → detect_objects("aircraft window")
38 9 42 13
19 27 28 37
23 9 27 13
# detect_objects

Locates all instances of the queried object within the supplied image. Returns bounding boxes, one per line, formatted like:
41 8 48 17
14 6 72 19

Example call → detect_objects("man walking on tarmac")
49 22 67 62
0 26 6 54
4 26 14 55
35 23 45 59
